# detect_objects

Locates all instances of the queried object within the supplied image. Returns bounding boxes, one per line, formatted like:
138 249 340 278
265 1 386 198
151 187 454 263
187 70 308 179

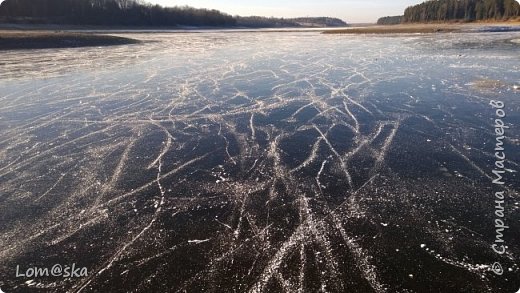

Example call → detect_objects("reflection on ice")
0 31 519 292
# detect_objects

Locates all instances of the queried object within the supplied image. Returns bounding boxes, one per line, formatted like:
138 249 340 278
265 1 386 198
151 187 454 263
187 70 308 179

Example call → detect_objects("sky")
148 0 423 23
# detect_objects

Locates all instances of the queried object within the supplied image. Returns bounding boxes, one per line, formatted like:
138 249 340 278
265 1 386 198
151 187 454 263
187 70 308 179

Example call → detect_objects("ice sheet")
0 31 519 292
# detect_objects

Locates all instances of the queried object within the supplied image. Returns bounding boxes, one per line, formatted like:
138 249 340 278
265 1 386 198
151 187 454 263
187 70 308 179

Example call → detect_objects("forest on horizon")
0 0 347 28
379 0 520 24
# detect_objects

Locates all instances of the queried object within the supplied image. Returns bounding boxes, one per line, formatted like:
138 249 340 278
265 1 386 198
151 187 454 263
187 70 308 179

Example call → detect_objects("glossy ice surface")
1 30 519 292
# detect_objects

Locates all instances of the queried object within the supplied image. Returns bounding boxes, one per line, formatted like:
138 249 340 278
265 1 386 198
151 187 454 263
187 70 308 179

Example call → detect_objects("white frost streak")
331 212 386 293
313 125 353 189
77 161 169 293
249 227 305 293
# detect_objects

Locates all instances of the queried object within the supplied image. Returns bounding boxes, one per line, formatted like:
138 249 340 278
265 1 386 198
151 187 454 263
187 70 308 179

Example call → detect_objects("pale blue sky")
148 0 423 23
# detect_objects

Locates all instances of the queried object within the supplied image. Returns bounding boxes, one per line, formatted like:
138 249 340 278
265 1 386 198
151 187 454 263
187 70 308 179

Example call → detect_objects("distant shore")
1 22 520 50
323 22 520 35
0 30 140 50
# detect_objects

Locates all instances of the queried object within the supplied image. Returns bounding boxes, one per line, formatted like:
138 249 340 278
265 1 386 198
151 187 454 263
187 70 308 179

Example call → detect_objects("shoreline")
323 22 520 35
1 22 520 50
0 31 140 50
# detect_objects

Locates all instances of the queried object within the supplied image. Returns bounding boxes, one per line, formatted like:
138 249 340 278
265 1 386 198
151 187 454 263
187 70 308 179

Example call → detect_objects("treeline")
0 0 348 27
236 16 304 28
402 0 520 22
291 17 347 27
377 16 403 25
235 16 347 28
0 0 237 26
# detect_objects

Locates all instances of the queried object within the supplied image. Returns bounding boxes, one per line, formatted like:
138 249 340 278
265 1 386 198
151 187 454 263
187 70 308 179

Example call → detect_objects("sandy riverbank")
322 22 520 34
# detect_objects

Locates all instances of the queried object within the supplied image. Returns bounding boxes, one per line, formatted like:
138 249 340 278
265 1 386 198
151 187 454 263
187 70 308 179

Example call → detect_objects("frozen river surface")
0 31 519 292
